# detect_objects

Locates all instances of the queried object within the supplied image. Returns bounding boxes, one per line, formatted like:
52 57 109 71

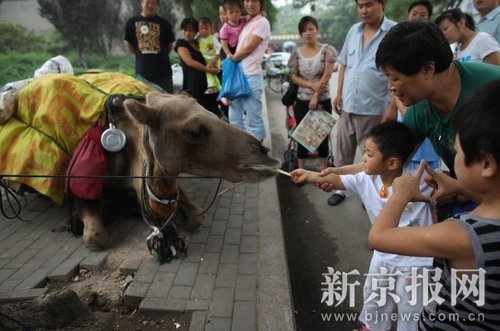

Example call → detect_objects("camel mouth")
241 161 282 174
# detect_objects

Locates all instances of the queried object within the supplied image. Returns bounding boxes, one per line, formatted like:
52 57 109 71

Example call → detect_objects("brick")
158 257 182 273
119 256 142 274
215 264 237 288
146 272 175 298
240 236 257 254
80 251 108 271
220 245 239 264
0 240 33 259
199 253 219 274
210 288 234 317
242 221 257 236
243 208 258 221
47 257 82 281
139 298 187 312
206 317 231 331
173 262 199 286
229 204 244 215
189 311 207 331
183 243 204 263
238 254 256 275
235 275 256 301
205 235 223 253
224 228 241 245
187 300 210 311
15 268 50 289
0 269 16 283
168 286 191 299
214 208 230 220
210 221 226 235
191 274 215 300
244 197 257 209
215 197 232 208
3 248 41 269
0 288 47 304
227 214 243 228
190 227 210 244
134 259 159 283
232 301 256 331
40 249 73 270
124 280 150 307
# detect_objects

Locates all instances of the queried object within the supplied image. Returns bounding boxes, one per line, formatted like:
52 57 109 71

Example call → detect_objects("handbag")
219 59 252 99
66 122 108 200
281 81 298 106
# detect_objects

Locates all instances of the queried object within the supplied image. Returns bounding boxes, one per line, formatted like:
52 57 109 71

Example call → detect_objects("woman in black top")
174 17 221 117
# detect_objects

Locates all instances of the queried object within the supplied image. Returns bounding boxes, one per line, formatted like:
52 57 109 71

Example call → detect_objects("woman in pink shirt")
229 0 271 142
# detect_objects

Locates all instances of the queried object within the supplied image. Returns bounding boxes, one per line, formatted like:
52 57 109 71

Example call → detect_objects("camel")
72 92 281 250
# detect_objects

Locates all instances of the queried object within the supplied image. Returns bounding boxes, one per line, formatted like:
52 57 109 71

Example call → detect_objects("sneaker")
327 193 345 206
352 324 370 331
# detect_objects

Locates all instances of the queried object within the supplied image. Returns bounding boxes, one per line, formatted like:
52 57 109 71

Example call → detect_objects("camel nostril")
260 145 270 155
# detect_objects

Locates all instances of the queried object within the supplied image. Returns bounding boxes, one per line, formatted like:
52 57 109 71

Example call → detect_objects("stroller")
281 91 334 172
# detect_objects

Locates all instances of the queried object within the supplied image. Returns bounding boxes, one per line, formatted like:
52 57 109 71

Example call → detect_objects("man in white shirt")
473 0 500 43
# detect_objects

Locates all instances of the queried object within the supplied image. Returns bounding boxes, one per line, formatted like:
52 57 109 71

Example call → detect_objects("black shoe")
327 193 345 206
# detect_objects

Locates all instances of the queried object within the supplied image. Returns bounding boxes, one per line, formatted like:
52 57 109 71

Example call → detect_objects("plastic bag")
66 123 108 200
34 55 74 77
219 59 252 99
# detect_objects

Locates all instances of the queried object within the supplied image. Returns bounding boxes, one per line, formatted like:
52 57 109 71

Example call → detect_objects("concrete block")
215 264 237 288
220 245 239 264
80 251 108 271
240 236 257 254
191 274 215 300
199 253 219 274
47 257 81 282
224 228 241 245
139 298 187 312
173 262 199 286
232 301 256 331
205 235 223 253
238 254 256 275
235 275 256 301
124 280 150 307
209 288 234 318
189 311 207 331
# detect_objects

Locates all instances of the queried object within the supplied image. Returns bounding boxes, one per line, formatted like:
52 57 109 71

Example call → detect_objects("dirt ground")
0 218 192 331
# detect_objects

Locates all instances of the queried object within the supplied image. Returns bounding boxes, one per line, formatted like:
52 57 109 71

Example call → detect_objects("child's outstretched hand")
392 160 433 203
290 169 309 184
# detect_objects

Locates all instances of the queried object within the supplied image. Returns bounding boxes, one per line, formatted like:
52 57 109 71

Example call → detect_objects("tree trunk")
181 0 192 17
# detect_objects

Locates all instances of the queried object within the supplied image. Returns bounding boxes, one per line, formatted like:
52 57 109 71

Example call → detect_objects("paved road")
266 73 374 330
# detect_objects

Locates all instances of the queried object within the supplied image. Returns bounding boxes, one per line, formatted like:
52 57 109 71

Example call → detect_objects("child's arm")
221 39 232 57
290 169 346 190
368 161 475 267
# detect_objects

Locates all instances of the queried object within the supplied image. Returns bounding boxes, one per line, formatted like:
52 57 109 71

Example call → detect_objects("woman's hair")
376 21 453 75
435 8 475 31
298 16 319 34
180 17 199 32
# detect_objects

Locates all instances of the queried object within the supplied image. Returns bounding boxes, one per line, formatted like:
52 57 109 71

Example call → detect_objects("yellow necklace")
379 184 388 198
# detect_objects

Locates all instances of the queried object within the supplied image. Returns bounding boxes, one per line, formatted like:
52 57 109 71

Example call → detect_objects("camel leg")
177 188 204 232
74 198 109 250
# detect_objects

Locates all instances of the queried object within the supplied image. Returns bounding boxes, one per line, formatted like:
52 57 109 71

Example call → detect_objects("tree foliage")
37 0 124 67
0 22 45 53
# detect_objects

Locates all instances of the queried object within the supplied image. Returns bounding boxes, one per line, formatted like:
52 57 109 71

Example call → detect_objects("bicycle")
265 63 290 94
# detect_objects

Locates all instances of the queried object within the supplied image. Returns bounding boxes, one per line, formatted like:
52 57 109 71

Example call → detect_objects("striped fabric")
419 215 500 330
0 72 154 204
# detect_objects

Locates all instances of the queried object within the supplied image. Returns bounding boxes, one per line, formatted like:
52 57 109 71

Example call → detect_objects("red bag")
66 123 108 200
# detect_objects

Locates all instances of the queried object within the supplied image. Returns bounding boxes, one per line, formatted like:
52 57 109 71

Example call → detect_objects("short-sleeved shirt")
337 17 397 115
456 32 500 63
340 165 434 267
403 61 500 172
219 17 247 48
477 6 500 44
236 14 270 75
124 15 175 80
288 44 337 101
174 39 207 100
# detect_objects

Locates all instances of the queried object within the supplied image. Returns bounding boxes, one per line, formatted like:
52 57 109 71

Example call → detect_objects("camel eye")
183 126 209 144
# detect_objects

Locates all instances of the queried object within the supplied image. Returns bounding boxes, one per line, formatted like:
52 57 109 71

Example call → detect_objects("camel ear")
123 99 158 125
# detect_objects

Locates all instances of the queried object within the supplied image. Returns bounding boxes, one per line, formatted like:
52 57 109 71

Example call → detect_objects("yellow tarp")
0 72 154 204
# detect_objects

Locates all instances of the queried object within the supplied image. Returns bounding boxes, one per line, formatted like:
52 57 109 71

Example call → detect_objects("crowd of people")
123 0 500 330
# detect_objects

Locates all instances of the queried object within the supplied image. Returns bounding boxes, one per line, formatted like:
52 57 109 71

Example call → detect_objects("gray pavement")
0 90 294 330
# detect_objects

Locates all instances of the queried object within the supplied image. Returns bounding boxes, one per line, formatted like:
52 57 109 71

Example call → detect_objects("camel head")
123 92 281 182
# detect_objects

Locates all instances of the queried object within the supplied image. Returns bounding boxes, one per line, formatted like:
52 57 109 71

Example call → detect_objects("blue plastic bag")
219 59 252 99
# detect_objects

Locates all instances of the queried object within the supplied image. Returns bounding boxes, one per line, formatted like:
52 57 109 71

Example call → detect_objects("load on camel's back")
0 72 281 253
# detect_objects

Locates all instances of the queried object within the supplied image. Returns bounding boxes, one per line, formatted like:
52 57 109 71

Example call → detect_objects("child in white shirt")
291 121 436 331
